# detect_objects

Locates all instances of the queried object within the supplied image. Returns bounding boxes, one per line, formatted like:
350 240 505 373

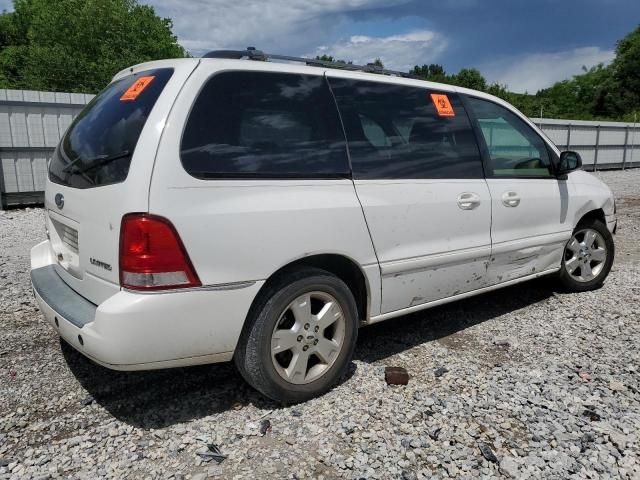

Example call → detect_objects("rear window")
328 78 483 180
49 68 173 189
180 71 350 179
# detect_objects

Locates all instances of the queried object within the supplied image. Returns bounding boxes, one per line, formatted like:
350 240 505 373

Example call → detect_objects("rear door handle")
457 192 481 210
502 191 521 207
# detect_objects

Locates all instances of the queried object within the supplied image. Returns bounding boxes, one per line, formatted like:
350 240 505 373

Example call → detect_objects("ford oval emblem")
54 193 64 210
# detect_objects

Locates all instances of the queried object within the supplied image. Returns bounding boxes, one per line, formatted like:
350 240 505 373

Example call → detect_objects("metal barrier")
0 88 638 208
0 89 93 208
532 118 640 170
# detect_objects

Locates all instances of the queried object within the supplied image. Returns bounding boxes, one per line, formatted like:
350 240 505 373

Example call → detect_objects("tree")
451 68 487 91
315 54 351 65
0 0 186 92
611 25 640 114
315 54 335 62
410 64 448 83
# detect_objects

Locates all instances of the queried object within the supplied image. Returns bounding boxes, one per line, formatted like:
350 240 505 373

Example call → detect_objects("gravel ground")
1 169 639 480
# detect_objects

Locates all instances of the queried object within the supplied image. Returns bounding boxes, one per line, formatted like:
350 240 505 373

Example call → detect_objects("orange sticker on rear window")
120 76 155 101
430 93 455 117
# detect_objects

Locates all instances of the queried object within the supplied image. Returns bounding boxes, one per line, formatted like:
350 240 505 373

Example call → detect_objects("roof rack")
202 47 418 79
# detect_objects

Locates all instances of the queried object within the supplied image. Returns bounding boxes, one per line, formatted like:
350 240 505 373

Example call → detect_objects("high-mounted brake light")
119 213 201 290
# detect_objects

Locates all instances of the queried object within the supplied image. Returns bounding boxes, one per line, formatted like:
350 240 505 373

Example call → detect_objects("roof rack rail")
202 47 419 79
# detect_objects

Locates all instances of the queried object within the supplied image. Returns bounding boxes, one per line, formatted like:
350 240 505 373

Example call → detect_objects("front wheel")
558 218 614 292
234 267 358 404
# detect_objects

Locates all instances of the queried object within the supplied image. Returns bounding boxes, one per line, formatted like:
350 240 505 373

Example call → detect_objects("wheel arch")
249 253 371 327
577 208 606 227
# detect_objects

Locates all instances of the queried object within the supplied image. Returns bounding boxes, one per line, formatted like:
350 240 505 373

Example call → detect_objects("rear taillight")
119 213 200 290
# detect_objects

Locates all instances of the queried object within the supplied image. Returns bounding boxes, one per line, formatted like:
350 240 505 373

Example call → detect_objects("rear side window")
49 68 173 189
466 96 554 178
328 78 483 180
180 72 349 179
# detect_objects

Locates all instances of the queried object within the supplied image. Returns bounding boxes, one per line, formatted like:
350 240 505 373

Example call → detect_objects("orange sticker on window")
120 76 155 101
430 93 455 117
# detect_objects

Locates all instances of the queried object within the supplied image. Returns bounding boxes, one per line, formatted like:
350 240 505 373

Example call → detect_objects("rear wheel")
234 267 358 404
558 218 614 291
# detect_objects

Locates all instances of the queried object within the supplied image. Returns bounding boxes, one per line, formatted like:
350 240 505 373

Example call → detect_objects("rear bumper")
30 240 263 371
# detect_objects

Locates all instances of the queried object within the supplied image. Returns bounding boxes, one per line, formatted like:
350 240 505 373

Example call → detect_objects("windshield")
49 68 173 188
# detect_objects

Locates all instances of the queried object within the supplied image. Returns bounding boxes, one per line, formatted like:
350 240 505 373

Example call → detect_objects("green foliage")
451 68 487 91
315 54 352 65
315 54 336 62
0 0 186 92
611 25 640 116
0 0 638 123
410 63 448 83
408 25 640 121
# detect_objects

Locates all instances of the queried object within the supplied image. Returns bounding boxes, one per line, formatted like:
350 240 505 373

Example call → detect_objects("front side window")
466 97 554 178
328 78 483 180
180 72 349 178
49 68 174 189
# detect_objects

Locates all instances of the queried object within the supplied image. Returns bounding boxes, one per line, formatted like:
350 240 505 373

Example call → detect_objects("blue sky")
1 0 639 93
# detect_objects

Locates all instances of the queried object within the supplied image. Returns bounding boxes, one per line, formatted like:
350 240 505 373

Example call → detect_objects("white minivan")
30 50 616 403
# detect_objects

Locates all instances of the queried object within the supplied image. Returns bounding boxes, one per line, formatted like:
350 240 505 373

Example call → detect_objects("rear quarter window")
48 68 173 189
180 71 350 179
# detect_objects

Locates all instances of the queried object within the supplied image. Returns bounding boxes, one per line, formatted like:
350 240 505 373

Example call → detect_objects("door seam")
324 73 383 317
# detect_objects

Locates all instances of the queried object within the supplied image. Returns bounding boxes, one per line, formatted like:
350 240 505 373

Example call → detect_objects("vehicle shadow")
62 340 358 429
355 277 556 363
62 277 556 429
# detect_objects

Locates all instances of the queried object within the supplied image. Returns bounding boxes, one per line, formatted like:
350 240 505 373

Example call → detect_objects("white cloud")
145 0 410 56
481 47 615 94
312 30 448 71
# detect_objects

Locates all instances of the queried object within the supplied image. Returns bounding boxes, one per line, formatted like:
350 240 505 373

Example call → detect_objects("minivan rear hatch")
44 60 198 305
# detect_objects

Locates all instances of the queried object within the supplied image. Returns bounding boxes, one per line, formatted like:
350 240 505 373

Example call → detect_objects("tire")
558 217 614 292
234 267 358 404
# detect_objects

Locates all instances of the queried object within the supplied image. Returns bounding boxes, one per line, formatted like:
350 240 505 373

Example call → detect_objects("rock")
196 444 226 464
582 408 601 422
259 419 272 436
478 443 498 463
580 433 595 453
2 175 640 480
434 367 448 378
207 464 223 477
608 381 625 392
494 337 511 347
500 457 520 478
385 366 410 385
401 470 417 480
608 431 629 451
67 436 83 447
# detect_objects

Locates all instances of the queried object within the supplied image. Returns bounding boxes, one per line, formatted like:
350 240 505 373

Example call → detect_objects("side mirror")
558 151 582 175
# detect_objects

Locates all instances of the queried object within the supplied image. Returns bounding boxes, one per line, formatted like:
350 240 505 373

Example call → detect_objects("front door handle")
502 191 521 207
457 192 481 210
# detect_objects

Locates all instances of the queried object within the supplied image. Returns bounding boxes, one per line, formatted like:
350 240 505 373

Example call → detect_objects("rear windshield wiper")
62 150 131 175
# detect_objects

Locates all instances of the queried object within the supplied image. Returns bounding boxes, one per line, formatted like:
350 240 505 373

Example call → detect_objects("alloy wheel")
563 228 607 282
270 291 346 384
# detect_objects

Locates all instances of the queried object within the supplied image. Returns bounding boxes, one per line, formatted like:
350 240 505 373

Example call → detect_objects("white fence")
533 118 640 170
0 89 94 207
0 88 639 207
